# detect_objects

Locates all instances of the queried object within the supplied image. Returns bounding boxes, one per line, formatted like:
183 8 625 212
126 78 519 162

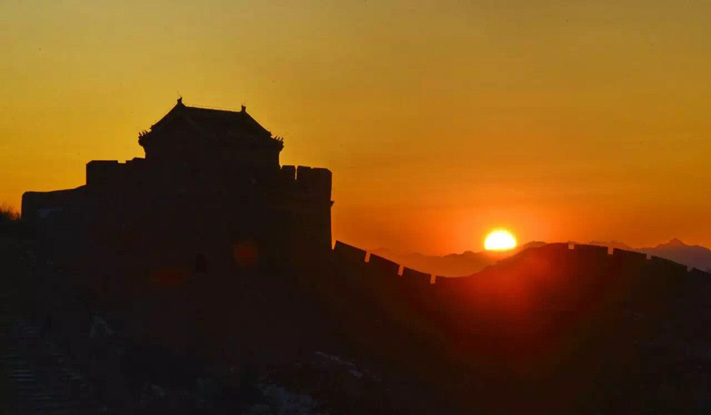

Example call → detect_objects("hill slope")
329 242 711 414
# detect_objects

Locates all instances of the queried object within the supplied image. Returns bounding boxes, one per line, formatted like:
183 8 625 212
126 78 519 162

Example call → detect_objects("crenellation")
649 256 688 274
86 160 124 188
276 165 332 202
687 268 710 284
333 241 367 264
367 254 400 276
330 240 704 311
611 248 647 264
296 166 332 201
573 244 609 255
573 245 610 273
295 165 310 180
401 267 431 286
21 188 85 222
546 243 570 251
280 165 296 183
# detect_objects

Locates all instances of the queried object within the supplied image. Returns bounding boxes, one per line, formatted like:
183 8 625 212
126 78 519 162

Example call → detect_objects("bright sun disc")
485 230 517 251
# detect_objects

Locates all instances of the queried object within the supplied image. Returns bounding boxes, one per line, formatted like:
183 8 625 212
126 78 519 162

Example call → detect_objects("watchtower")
23 99 333 289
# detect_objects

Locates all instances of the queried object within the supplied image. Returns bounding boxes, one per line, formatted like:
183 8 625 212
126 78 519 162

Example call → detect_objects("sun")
484 230 517 251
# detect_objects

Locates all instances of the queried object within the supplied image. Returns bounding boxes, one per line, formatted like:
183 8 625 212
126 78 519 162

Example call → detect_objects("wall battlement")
545 242 570 251
85 159 148 189
279 165 332 201
568 243 695 276
333 241 437 290
330 239 709 349
333 241 367 264
571 244 609 258
22 188 85 221
610 247 647 263
649 255 688 273
86 160 123 187
332 240 706 296
85 162 332 201
366 254 401 276
401 267 432 286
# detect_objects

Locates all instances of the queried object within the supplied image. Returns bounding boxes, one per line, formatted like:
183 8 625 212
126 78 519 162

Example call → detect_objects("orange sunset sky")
2 0 711 254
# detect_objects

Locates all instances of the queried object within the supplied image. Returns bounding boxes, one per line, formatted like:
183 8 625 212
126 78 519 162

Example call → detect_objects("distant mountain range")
371 241 547 277
591 238 711 272
373 238 711 277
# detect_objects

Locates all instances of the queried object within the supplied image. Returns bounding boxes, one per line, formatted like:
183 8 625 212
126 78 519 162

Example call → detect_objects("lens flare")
485 230 517 251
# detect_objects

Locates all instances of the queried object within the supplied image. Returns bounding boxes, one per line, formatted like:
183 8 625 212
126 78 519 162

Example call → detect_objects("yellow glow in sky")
2 1 711 253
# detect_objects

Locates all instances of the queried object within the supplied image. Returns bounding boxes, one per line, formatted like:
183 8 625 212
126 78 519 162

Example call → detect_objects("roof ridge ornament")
177 97 183 106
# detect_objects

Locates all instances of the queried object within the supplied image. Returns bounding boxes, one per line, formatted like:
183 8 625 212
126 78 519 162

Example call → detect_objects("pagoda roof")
147 98 275 142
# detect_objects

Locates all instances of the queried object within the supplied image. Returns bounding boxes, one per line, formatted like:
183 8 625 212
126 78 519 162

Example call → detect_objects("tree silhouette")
0 203 19 223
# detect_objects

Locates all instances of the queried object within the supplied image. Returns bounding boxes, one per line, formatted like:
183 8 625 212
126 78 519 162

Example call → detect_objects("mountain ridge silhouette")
374 238 711 277
590 238 711 272
371 241 547 277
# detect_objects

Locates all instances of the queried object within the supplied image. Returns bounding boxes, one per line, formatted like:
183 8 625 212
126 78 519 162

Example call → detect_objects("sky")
2 0 711 254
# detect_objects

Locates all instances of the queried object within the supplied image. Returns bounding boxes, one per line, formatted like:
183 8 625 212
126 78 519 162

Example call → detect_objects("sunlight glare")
484 230 517 251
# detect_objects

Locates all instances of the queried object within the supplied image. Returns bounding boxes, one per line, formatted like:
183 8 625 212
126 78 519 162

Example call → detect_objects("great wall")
332 240 705 288
3 228 711 414
3 100 711 414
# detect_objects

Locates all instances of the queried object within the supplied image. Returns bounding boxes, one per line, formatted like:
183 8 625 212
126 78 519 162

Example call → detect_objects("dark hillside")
321 242 711 414
2 235 710 414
